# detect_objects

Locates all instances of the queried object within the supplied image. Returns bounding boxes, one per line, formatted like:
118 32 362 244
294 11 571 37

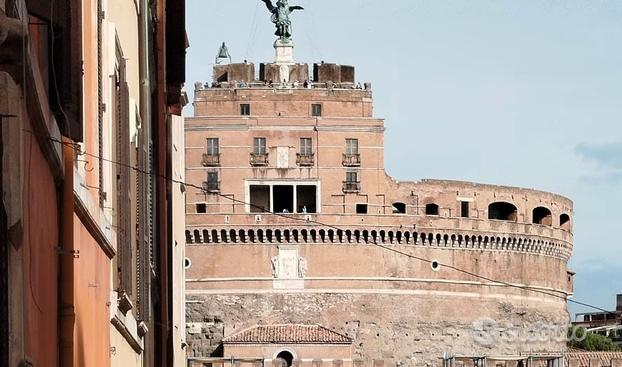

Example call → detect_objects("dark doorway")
276 351 294 367
356 203 368 214
296 185 316 213
273 185 294 213
250 185 270 213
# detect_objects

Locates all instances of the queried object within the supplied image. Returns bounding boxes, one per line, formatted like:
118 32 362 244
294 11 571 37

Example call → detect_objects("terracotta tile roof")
565 350 622 367
222 324 352 345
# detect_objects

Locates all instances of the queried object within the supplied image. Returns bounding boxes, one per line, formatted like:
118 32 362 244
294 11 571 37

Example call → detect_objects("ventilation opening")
488 202 518 221
392 202 406 214
532 206 552 226
296 185 317 213
273 185 294 213
356 203 368 214
276 351 294 367
431 260 441 271
250 185 270 213
425 203 439 216
196 203 207 214
560 213 571 230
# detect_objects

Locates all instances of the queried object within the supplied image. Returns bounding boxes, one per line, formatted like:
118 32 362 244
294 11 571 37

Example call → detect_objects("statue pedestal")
274 40 295 83
274 39 294 65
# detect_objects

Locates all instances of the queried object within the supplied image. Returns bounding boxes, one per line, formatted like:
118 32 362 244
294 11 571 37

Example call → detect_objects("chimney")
617 294 622 312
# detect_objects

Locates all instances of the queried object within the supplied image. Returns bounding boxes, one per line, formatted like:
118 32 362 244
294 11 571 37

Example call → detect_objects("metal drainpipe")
139 0 151 140
138 0 152 366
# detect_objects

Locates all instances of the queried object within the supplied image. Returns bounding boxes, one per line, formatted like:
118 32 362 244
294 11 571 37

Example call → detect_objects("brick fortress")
184 36 575 366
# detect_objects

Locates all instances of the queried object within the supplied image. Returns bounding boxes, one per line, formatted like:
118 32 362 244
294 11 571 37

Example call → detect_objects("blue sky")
186 0 622 315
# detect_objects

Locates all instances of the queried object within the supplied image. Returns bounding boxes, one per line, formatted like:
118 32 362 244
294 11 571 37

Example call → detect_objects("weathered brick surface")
186 293 567 366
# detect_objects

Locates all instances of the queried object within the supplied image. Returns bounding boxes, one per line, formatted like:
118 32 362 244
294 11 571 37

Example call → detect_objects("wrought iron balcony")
342 181 361 193
202 181 220 193
342 153 361 166
202 153 220 166
250 153 269 166
296 153 315 166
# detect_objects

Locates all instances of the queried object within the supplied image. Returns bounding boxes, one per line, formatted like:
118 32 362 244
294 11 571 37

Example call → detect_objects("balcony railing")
250 153 269 166
202 153 220 166
342 153 361 166
342 181 361 193
202 181 220 193
296 153 314 167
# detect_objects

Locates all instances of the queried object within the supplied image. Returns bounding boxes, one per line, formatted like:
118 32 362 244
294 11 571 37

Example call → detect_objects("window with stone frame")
300 138 313 155
311 103 322 117
240 103 251 116
207 138 219 155
253 137 267 154
346 138 359 154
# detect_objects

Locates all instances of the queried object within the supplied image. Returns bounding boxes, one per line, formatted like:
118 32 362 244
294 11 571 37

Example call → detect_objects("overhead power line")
26 129 614 316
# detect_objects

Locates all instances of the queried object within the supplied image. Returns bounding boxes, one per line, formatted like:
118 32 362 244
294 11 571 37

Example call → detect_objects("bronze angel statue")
261 0 304 42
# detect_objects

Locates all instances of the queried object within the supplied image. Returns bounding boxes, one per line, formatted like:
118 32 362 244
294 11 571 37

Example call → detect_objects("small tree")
568 326 621 352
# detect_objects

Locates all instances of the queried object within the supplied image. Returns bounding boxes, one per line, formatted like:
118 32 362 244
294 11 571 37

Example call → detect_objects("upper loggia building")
184 27 575 367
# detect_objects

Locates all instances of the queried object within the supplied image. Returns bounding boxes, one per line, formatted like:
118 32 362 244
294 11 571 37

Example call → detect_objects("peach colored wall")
72 214 111 367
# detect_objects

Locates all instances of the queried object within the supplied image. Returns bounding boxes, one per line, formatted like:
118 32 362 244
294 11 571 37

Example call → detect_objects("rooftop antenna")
215 42 232 64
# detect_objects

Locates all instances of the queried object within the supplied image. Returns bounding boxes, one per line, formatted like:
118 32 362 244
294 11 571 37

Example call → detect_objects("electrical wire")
27 129 616 316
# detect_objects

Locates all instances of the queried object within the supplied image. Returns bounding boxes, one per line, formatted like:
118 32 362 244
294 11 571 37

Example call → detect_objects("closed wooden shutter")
136 120 152 321
117 57 132 296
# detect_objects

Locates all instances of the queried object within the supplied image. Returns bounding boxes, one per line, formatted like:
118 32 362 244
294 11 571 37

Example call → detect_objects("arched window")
560 213 571 231
488 202 518 221
425 203 439 216
392 202 406 214
275 351 294 367
532 207 552 226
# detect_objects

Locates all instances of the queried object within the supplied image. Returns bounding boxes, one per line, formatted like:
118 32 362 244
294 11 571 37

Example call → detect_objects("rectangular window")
207 172 218 183
240 103 251 116
311 103 322 117
346 138 359 154
253 137 267 154
346 171 358 183
206 172 219 192
356 204 368 214
461 201 470 218
196 203 207 214
206 138 219 155
300 138 313 155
